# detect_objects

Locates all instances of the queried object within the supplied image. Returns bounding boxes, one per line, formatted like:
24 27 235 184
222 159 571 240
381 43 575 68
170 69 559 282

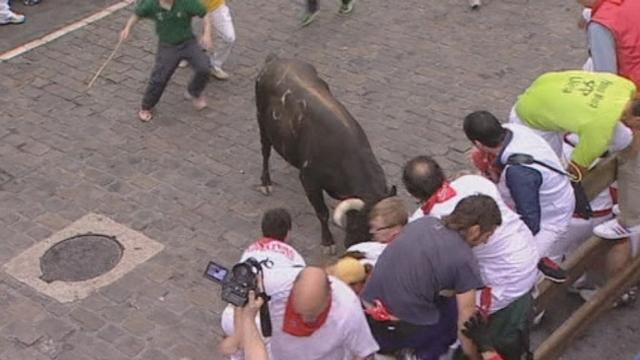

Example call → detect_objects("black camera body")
221 257 263 307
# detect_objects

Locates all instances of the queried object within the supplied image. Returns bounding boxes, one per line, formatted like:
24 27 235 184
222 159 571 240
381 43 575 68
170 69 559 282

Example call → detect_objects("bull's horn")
333 198 365 228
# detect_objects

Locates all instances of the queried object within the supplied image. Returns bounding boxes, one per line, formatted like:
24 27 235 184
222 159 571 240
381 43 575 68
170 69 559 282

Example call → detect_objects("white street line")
0 0 134 62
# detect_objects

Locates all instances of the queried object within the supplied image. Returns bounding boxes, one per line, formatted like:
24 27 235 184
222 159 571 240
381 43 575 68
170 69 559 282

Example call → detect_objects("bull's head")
332 186 397 248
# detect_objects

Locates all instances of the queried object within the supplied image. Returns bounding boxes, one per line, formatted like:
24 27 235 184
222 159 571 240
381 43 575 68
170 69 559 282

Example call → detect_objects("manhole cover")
40 234 123 283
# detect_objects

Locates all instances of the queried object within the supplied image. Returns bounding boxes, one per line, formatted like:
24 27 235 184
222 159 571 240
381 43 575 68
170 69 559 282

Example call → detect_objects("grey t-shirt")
362 216 484 326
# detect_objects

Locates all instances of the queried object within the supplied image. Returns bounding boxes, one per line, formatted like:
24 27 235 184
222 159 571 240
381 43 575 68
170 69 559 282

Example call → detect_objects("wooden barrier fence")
534 156 640 359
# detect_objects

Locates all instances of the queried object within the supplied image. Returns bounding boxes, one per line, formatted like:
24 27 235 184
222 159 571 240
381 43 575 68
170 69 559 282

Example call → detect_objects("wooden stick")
87 38 123 90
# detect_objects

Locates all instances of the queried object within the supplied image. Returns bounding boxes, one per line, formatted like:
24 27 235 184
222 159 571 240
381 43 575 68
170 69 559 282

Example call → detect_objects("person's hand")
200 35 213 50
577 14 588 30
461 312 495 353
239 291 264 319
119 27 130 42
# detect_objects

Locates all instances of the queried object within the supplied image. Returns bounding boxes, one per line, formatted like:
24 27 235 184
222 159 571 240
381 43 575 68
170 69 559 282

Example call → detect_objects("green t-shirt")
135 0 207 45
515 71 636 167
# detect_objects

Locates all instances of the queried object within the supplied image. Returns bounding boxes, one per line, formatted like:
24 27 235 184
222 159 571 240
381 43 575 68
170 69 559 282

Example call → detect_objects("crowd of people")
7 0 638 358
208 0 640 359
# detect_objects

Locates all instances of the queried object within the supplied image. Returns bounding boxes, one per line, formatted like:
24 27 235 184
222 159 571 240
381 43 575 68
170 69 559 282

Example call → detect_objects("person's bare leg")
606 238 631 279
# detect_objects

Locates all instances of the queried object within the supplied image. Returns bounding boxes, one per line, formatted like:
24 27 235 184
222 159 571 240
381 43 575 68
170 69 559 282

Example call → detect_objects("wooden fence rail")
534 156 640 359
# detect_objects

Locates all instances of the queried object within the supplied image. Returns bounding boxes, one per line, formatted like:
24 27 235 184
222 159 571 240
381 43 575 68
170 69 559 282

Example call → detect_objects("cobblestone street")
1 0 639 359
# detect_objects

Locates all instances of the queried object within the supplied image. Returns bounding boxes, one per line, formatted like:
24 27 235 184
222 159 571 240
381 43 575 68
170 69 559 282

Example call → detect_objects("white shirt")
498 123 575 233
410 175 539 313
346 241 387 266
263 268 379 360
240 238 306 268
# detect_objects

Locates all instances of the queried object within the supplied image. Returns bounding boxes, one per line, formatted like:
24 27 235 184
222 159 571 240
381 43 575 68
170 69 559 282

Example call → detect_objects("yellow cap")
328 257 366 284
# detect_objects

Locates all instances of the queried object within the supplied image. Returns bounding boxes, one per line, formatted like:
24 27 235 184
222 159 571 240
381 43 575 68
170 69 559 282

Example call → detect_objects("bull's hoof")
257 185 272 196
322 245 337 255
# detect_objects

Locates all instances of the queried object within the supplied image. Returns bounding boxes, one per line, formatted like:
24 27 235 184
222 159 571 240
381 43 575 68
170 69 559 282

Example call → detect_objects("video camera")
204 257 273 337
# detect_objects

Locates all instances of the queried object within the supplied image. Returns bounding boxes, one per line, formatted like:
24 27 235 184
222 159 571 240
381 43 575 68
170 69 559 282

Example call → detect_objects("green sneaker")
338 0 354 15
300 10 318 27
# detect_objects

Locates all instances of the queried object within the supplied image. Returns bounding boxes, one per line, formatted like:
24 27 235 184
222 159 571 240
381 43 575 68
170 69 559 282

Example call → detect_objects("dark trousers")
306 0 351 12
367 297 458 360
141 38 210 110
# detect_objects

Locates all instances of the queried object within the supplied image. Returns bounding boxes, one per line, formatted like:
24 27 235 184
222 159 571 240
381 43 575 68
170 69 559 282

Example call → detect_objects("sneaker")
532 309 546 326
210 66 230 80
178 60 188 68
537 257 567 283
469 0 481 9
613 286 638 308
300 10 319 27
580 286 638 308
0 12 26 25
594 218 640 240
578 288 597 302
338 0 354 15
567 274 592 294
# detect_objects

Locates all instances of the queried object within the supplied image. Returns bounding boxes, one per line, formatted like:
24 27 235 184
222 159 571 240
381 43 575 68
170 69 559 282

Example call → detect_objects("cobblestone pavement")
1 0 639 359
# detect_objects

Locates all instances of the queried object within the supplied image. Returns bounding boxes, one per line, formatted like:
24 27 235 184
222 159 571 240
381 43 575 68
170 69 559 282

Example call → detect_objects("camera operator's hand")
240 291 264 317
461 312 495 354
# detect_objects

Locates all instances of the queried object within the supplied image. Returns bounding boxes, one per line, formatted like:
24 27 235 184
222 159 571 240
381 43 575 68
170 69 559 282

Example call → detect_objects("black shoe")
538 257 567 283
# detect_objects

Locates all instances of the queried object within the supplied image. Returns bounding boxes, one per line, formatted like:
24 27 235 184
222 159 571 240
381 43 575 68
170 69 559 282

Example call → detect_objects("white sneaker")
469 0 481 9
178 60 188 68
594 218 640 240
0 11 26 25
211 66 230 80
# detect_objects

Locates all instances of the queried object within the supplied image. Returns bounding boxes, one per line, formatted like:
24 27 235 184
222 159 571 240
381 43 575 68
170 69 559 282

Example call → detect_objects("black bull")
255 57 395 253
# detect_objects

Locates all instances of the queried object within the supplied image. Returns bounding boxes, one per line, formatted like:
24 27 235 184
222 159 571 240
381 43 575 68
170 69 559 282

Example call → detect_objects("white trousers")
209 4 236 69
0 0 14 21
535 227 570 262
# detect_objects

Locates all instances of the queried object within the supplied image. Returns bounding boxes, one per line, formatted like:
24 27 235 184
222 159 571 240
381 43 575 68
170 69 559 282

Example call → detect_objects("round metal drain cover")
40 234 123 283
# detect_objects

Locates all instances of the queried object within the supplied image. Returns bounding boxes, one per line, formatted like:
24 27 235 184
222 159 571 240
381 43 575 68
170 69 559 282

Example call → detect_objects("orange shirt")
203 0 225 12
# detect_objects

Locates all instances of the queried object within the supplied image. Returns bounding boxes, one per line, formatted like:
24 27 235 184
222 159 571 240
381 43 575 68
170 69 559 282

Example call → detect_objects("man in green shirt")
510 70 640 239
120 0 213 122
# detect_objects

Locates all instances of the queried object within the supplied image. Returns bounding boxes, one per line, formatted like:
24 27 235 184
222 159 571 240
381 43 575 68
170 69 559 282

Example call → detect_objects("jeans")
142 38 210 110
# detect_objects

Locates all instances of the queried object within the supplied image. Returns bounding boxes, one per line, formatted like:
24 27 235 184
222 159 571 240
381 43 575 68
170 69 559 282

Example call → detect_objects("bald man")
219 266 379 360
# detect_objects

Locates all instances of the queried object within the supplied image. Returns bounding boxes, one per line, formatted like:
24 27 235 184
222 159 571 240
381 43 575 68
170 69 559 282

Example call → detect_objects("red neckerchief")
365 299 394 321
282 291 332 337
421 181 457 214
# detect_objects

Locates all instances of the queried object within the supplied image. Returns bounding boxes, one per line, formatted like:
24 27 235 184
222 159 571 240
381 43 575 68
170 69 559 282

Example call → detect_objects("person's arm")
462 312 505 360
457 290 481 360
588 22 618 74
505 166 542 235
119 15 140 42
240 291 269 360
200 14 213 50
218 305 243 356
